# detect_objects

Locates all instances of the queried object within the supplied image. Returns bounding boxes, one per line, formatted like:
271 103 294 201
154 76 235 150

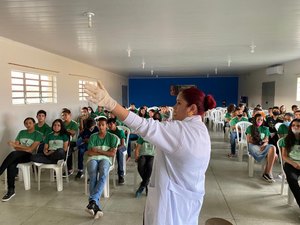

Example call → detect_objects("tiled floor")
0 127 299 225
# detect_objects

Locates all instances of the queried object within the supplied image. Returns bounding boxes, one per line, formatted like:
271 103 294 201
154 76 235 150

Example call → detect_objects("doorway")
261 81 275 109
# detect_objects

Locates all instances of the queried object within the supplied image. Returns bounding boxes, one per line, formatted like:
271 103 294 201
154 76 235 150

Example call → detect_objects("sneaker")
227 153 236 158
135 186 145 198
63 170 73 178
262 173 275 183
2 190 15 202
85 200 96 216
93 204 104 219
75 171 83 179
118 176 125 185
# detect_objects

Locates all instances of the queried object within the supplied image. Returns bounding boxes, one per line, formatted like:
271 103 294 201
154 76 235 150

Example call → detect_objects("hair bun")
204 95 216 111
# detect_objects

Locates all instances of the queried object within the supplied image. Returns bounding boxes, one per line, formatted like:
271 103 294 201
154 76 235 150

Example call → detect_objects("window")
297 78 300 101
79 80 96 101
11 71 57 104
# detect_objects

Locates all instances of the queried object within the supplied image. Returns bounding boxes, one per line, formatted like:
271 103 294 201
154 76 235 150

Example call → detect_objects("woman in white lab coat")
85 82 216 225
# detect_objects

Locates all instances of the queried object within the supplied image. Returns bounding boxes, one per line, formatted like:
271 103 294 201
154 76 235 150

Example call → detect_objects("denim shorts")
248 143 274 162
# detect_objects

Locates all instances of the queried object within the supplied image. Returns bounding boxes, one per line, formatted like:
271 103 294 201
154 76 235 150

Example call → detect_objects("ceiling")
1 0 300 77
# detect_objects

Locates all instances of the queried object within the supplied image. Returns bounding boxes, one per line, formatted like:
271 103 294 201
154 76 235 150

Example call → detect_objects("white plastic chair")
212 110 224 131
235 121 252 162
117 125 131 175
84 154 116 198
277 137 298 205
17 162 37 190
34 147 70 192
84 135 119 198
275 122 283 131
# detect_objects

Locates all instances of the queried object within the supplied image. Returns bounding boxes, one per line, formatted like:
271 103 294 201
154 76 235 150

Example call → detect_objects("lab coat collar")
183 115 202 122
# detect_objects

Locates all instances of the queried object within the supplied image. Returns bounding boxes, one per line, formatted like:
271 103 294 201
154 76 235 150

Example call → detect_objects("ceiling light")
151 69 154 75
215 68 218 75
84 12 95 28
227 57 232 67
250 43 256 53
142 60 145 69
127 47 131 57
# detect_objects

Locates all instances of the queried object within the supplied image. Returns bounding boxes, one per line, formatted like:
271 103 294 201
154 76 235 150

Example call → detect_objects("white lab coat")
124 112 211 225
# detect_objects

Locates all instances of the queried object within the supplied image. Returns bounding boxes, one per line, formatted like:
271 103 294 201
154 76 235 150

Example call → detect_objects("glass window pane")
27 86 39 91
42 98 53 103
12 92 24 98
26 98 40 104
40 75 51 81
41 81 51 86
25 73 39 79
41 86 52 92
26 80 39 85
11 78 23 85
12 99 25 104
42 92 52 97
11 71 23 78
26 92 40 97
11 85 24 91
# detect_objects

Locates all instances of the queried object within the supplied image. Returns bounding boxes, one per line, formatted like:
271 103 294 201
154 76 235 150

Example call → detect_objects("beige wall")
239 59 300 109
0 36 127 162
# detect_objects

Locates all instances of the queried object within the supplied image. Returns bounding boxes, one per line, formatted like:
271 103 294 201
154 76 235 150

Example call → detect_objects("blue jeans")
76 138 88 171
116 146 126 177
248 143 273 162
230 132 238 155
87 159 110 208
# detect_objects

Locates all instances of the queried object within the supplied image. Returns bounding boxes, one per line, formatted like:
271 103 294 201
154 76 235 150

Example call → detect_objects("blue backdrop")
128 76 238 108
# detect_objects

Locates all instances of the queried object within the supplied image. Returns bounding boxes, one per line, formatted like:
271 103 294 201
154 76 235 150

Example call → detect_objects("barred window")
79 80 96 101
297 78 300 101
11 71 57 104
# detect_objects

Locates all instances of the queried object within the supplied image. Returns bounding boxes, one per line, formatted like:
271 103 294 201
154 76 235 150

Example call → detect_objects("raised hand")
84 81 117 111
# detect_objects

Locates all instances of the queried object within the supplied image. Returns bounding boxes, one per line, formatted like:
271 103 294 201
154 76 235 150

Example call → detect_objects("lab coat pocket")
167 180 203 225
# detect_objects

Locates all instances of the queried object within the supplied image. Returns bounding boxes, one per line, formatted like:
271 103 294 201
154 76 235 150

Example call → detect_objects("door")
262 81 275 109
122 85 128 107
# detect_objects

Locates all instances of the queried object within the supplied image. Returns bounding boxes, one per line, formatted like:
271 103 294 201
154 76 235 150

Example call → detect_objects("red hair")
181 87 216 115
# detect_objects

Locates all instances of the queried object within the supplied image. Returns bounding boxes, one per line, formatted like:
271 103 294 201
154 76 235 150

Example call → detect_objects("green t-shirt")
224 112 232 121
16 130 43 147
64 120 79 142
137 136 155 156
278 124 289 136
246 125 270 140
87 132 119 165
108 128 126 144
34 123 52 139
45 132 69 151
279 138 300 162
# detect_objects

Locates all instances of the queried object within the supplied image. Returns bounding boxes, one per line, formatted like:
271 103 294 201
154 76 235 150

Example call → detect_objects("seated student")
278 113 294 138
61 108 79 176
34 110 52 153
134 112 162 198
129 103 138 114
148 109 156 119
0 117 42 201
31 119 69 164
265 106 283 147
279 105 287 121
107 117 127 184
224 104 235 133
291 104 299 114
227 107 248 158
138 107 148 118
85 117 118 219
246 113 277 183
75 118 99 179
77 107 91 133
280 118 300 208
294 110 300 120
238 103 248 118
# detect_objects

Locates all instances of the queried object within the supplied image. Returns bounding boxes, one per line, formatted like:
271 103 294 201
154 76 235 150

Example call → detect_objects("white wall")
0 37 127 162
239 59 300 109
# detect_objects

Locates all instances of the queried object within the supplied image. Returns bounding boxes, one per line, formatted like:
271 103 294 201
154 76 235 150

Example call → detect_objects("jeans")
87 159 110 208
230 132 238 155
137 155 154 187
128 133 139 158
116 146 127 177
76 138 88 171
284 162 300 208
248 143 273 162
0 151 32 190
67 142 76 171
31 148 65 164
